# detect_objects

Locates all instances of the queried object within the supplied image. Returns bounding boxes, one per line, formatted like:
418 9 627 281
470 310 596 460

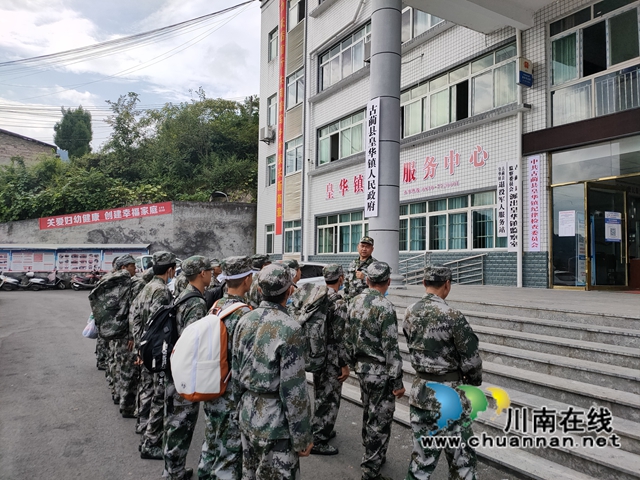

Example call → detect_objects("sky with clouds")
0 0 261 150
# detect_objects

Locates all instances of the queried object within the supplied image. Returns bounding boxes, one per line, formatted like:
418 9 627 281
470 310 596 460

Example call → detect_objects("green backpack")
88 270 132 340
288 283 333 372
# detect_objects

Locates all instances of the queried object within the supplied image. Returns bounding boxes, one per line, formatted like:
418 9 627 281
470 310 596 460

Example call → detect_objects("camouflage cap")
278 259 300 270
359 236 374 245
258 263 294 296
424 265 452 282
142 267 155 282
210 258 221 268
181 255 212 276
114 254 135 268
366 261 391 283
153 251 176 266
220 256 253 279
323 264 344 282
251 254 271 270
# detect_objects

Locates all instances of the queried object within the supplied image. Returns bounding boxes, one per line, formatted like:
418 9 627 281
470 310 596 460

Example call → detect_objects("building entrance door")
586 185 627 288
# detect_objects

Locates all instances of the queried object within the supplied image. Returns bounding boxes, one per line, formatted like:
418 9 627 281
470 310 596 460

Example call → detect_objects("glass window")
404 99 423 137
284 220 302 253
449 65 469 83
473 209 494 248
472 70 493 115
494 62 516 107
267 95 277 127
430 89 449 128
317 111 365 165
409 201 427 214
320 24 371 90
448 213 468 249
285 137 303 174
609 9 640 66
550 7 591 36
595 0 635 17
410 217 427 250
583 21 607 77
551 184 586 286
268 28 278 62
552 34 578 85
288 0 304 31
287 69 304 108
430 74 448 91
495 44 517 63
265 224 274 254
267 155 276 186
429 199 447 212
317 212 367 254
471 54 493 74
449 196 468 209
472 191 495 206
552 80 592 126
399 218 408 251
402 8 412 43
429 215 446 250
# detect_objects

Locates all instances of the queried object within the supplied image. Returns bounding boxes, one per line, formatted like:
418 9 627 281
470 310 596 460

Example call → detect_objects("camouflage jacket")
403 293 482 387
89 269 132 340
130 276 172 348
128 274 151 339
343 256 376 300
346 288 404 390
175 284 207 335
246 273 262 309
231 301 312 451
172 273 189 298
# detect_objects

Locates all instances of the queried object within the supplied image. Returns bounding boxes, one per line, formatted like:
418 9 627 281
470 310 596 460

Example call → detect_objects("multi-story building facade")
257 0 640 290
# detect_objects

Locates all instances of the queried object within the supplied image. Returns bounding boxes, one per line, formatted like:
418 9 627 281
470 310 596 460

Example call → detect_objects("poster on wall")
559 210 576 237
0 251 9 271
497 163 507 237
10 251 56 272
365 98 380 218
57 251 101 272
604 211 622 242
102 250 147 271
528 156 541 252
507 159 519 252
576 212 586 286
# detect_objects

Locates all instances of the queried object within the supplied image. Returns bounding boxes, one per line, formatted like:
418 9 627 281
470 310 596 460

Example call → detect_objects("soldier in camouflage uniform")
403 266 482 480
346 262 405 480
232 264 313 479
131 251 177 460
163 256 211 480
343 236 377 301
278 259 301 285
173 270 190 298
197 256 253 480
208 259 223 288
310 264 350 455
246 254 271 309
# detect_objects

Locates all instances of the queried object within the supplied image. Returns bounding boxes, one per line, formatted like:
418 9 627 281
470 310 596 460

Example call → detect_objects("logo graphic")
426 383 510 435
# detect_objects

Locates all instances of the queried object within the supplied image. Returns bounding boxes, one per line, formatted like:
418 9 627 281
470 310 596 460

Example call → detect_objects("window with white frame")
268 28 278 62
399 192 507 252
288 0 305 31
285 136 303 174
550 1 640 126
265 224 274 254
401 7 443 43
401 43 517 138
317 212 369 254
266 155 276 186
267 95 277 127
317 111 365 165
287 69 304 108
284 220 302 253
319 23 371 91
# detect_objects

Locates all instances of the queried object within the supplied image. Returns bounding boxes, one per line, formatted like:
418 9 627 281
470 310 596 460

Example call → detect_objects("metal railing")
443 254 487 285
399 252 431 285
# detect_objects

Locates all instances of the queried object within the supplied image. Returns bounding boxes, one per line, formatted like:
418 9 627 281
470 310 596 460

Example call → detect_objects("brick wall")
0 131 56 166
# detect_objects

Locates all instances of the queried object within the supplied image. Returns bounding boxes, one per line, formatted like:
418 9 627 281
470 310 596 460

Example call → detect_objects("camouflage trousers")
312 362 342 444
113 338 137 415
198 392 242 480
406 404 477 480
163 377 200 480
95 336 108 369
357 372 396 480
240 436 299 480
107 339 118 398
140 368 166 457
137 366 153 434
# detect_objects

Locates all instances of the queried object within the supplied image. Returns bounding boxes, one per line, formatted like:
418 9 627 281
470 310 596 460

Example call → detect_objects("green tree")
53 106 92 158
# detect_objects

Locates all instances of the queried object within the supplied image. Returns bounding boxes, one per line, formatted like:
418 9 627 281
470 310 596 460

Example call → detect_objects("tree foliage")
53 106 93 158
0 91 259 223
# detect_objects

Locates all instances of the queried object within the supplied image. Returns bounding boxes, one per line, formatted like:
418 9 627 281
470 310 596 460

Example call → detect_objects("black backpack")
139 292 203 373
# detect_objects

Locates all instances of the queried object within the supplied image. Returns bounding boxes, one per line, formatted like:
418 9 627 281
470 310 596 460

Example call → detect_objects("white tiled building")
257 0 640 290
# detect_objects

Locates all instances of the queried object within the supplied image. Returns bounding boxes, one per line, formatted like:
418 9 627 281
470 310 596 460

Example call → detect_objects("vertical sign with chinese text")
528 156 541 252
365 98 380 218
507 159 519 252
497 163 507 238
275 0 287 235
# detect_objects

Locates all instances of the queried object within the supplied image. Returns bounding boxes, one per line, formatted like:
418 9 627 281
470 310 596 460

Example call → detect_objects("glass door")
587 185 627 288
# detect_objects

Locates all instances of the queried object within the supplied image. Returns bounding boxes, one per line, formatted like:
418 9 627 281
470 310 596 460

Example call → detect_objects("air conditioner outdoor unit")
260 126 276 144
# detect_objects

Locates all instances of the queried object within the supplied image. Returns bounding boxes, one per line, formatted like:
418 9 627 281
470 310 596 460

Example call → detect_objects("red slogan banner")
39 201 172 230
275 0 287 235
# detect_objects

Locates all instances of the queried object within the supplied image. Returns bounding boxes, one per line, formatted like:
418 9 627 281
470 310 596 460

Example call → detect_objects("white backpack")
170 301 247 402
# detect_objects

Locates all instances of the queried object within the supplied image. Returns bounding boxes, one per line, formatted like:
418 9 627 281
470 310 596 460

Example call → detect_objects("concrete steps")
330 289 640 479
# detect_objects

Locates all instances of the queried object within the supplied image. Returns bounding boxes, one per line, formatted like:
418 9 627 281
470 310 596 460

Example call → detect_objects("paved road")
0 290 513 480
